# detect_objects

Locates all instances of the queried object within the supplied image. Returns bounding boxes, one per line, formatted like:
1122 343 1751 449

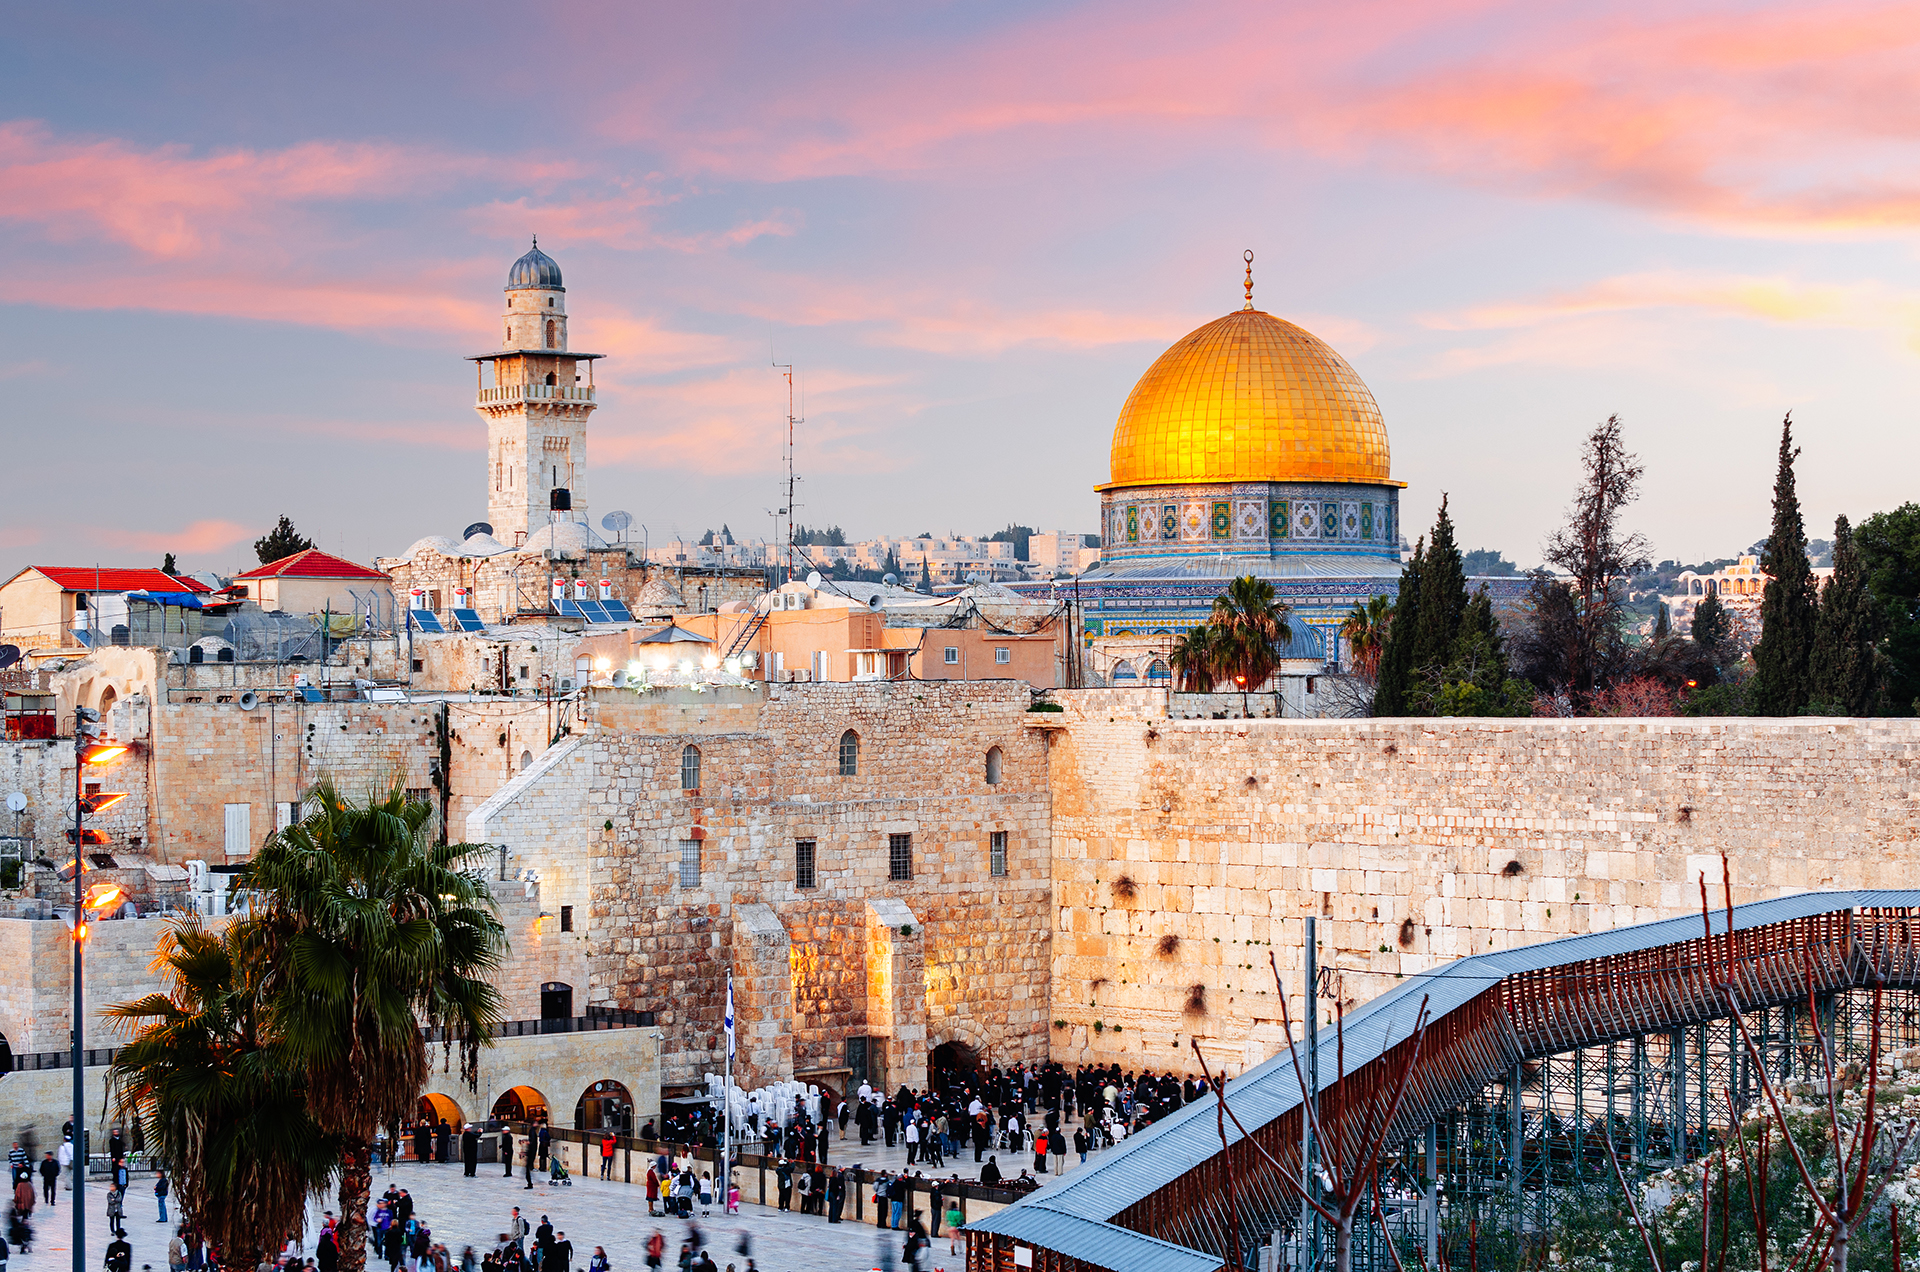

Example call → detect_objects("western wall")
1042 690 1920 1074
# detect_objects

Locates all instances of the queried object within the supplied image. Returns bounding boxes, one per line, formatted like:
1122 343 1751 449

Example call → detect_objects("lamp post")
70 705 129 1272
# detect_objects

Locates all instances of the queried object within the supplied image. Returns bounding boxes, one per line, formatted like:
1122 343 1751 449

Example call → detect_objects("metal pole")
71 710 86 1272
1304 916 1320 1272
1424 1123 1438 1270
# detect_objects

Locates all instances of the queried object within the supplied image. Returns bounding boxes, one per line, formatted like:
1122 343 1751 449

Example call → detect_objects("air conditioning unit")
739 651 759 670
558 677 576 693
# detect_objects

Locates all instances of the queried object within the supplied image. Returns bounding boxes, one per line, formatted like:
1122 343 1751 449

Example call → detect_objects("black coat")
462 1129 480 1164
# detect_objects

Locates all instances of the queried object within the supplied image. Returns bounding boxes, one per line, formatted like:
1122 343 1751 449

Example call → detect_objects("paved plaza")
0 1119 1127 1272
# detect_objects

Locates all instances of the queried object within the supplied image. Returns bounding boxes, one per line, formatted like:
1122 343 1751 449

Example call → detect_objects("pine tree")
254 515 315 565
1372 537 1424 715
1809 514 1879 715
1540 416 1650 695
161 552 178 575
1410 496 1468 672
1750 414 1819 715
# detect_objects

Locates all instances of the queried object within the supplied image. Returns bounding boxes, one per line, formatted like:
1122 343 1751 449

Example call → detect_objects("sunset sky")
4 0 1918 582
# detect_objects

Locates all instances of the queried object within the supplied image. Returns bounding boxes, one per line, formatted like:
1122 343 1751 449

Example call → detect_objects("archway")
574 1079 633 1132
418 1092 463 1127
492 1084 548 1123
930 1040 982 1094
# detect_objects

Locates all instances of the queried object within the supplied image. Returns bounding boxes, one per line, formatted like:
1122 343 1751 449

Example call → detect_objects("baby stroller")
549 1155 573 1186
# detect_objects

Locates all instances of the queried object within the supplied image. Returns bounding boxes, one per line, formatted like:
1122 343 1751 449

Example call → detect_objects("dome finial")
1242 250 1255 311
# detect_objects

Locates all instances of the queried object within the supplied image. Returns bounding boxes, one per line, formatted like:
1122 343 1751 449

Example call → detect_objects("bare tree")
1538 416 1651 696
1190 956 1432 1272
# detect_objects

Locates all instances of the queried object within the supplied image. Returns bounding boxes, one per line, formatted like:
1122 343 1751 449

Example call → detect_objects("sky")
4 0 1919 585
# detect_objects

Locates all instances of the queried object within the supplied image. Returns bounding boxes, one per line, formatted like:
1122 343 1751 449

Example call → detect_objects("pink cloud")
106 519 253 554
469 191 800 253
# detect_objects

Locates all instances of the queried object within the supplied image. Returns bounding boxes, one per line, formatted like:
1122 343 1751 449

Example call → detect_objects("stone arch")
489 1083 549 1123
930 1016 991 1057
419 1091 463 1126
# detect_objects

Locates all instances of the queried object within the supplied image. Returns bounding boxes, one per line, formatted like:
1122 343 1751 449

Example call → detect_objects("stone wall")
421 1025 660 1132
469 679 1055 1093
1042 692 1920 1075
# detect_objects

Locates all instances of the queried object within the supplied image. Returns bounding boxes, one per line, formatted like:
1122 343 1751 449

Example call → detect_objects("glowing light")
83 882 126 912
80 743 129 765
678 660 694 674
653 654 670 671
72 922 88 942
723 658 742 675
593 657 612 672
627 661 646 680
701 654 720 670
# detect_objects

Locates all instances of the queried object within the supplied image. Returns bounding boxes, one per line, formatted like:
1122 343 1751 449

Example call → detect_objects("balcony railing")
477 383 596 406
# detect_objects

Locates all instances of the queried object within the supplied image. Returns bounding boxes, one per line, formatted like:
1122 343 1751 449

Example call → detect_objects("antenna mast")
772 359 802 586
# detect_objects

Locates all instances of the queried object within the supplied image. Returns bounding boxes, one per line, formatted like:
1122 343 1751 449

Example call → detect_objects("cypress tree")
1691 590 1732 663
1750 414 1819 715
1653 603 1671 640
1410 496 1469 671
1809 514 1879 715
1372 538 1425 716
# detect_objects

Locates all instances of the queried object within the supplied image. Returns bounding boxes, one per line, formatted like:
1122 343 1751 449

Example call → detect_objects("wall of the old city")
382 546 763 627
470 680 1054 1094
1042 692 1920 1076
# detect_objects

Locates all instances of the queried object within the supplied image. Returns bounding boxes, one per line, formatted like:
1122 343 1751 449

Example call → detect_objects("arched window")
520 750 533 771
545 372 557 386
838 729 859 776
546 318 556 347
1110 659 1138 683
985 745 1004 785
1691 579 1703 595
1146 659 1170 683
680 744 701 790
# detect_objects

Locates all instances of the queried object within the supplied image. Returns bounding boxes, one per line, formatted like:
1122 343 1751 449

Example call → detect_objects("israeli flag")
724 977 736 1060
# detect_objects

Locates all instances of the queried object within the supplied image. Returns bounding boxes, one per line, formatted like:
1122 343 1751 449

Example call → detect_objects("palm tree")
1170 623 1221 691
246 782 508 1272
1340 595 1393 681
1211 575 1292 713
107 916 339 1272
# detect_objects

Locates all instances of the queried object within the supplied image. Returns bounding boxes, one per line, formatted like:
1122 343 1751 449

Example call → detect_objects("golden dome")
1105 307 1391 490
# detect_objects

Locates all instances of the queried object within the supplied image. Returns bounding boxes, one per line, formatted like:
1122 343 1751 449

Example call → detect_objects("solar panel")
556 600 585 619
450 608 485 632
601 599 633 622
409 610 445 633
578 601 611 623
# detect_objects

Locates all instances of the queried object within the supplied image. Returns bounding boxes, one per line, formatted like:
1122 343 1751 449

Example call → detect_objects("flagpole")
723 974 734 1176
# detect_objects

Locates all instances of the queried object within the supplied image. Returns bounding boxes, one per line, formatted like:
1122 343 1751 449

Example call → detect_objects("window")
519 665 530 680
795 839 817 889
943 647 959 665
223 803 252 858
680 744 701 790
985 745 1004 785
838 729 859 776
678 839 701 888
994 647 1011 665
560 905 574 932
888 833 913 881
812 650 830 681
1306 676 1318 695
411 659 424 673
990 830 1008 878
546 319 556 347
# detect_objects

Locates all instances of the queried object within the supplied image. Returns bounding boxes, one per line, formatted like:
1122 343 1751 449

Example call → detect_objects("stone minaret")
471 240 602 545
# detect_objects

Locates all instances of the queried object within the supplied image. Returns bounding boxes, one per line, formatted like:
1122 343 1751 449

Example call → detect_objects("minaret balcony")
477 383 596 407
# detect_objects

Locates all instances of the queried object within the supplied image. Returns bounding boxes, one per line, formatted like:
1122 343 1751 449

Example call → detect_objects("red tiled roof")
233 549 389 582
25 567 213 594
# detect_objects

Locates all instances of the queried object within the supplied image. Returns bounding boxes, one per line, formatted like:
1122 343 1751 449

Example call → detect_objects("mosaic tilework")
1125 505 1139 543
1183 503 1207 540
1270 500 1289 540
1210 501 1232 540
1235 499 1264 540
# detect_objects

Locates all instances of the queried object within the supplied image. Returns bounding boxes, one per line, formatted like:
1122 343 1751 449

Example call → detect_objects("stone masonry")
1042 692 1920 1075
469 679 1054 1093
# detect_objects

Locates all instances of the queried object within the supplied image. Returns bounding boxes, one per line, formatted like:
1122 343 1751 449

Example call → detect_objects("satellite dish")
237 691 260 711
462 522 495 541
0 646 18 669
5 793 25 813
882 573 898 587
602 510 633 533
805 570 823 589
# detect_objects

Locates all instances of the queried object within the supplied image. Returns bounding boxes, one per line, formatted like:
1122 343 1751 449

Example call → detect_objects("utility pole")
69 707 129 1272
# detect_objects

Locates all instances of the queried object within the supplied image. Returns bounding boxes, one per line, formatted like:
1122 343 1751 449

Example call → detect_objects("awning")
636 623 713 645
126 591 204 610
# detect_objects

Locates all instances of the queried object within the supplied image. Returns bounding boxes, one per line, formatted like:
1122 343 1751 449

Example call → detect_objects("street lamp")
71 705 128 1272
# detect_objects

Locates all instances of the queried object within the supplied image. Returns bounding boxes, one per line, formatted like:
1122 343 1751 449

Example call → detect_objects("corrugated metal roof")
974 1202 1225 1272
973 889 1920 1268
